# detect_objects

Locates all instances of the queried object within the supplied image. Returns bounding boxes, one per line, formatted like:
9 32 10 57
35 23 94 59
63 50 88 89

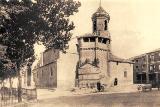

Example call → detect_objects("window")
93 20 97 31
98 37 102 43
150 55 154 61
142 64 145 69
42 70 44 77
143 58 145 61
90 37 95 42
136 60 138 63
50 67 53 76
159 65 160 70
104 20 107 30
136 66 138 69
83 37 89 42
102 38 107 44
124 71 127 78
150 66 153 70
114 78 118 86
98 37 108 44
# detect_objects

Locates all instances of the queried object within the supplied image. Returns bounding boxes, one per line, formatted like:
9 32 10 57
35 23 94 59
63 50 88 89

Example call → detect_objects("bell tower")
76 2 112 88
92 3 110 39
91 2 111 53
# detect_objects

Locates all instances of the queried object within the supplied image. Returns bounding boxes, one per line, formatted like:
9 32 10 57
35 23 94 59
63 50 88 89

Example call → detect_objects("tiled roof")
109 53 132 63
77 32 110 39
129 48 160 60
92 6 110 20
77 33 97 38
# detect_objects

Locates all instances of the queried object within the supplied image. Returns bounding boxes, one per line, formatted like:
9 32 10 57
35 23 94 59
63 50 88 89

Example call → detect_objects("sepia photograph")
1 0 160 107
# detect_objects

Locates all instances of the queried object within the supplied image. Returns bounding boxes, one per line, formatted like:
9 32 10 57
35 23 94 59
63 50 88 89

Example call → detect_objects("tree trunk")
16 62 22 102
1 80 5 100
9 77 13 100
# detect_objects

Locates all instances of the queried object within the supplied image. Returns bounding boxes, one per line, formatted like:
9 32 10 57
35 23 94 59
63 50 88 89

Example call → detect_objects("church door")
114 78 118 86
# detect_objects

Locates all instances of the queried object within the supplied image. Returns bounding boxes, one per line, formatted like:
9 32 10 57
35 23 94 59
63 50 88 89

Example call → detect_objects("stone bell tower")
76 4 111 88
91 5 111 80
92 5 110 35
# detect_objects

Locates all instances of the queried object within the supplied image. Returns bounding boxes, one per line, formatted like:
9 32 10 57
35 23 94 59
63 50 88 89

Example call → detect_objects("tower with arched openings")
76 3 134 89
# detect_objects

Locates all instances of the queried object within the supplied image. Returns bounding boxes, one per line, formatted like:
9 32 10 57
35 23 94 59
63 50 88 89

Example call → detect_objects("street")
29 90 160 107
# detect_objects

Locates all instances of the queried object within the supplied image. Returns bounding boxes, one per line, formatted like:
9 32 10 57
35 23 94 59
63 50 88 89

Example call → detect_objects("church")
76 5 134 89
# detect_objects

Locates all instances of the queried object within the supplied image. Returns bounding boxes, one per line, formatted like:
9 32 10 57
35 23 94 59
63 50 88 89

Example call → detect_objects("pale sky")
69 0 160 58
33 0 160 88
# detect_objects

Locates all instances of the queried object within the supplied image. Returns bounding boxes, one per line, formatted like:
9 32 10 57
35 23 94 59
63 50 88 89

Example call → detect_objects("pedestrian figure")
97 82 101 92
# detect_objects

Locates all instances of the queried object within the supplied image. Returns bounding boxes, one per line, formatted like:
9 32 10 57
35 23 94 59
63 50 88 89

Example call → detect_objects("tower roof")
92 6 110 20
109 53 133 64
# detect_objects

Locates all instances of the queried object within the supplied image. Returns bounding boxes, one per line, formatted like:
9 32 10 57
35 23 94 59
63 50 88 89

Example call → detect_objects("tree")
0 59 8 100
0 60 6 81
33 0 81 51
0 0 36 102
0 0 81 102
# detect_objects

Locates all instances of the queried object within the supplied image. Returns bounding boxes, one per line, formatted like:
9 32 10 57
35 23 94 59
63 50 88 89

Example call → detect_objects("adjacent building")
32 48 59 88
131 48 160 87
76 6 133 89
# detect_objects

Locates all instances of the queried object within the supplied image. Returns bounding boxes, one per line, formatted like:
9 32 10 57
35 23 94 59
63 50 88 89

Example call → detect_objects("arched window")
114 78 118 86
104 20 107 30
93 20 97 31
124 71 127 78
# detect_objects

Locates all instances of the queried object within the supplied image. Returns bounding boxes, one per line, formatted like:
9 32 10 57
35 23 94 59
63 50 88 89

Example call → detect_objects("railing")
0 87 37 107
0 87 18 107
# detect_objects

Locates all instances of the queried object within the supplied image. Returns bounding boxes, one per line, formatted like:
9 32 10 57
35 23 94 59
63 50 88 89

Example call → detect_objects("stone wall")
109 62 133 87
32 48 59 89
33 62 57 88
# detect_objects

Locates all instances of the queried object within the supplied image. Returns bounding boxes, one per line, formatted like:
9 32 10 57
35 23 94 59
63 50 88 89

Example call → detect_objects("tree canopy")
0 0 81 102
0 0 81 80
0 0 81 64
34 0 81 50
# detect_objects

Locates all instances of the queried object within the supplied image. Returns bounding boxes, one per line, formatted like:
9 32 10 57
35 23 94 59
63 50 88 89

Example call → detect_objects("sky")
33 0 160 88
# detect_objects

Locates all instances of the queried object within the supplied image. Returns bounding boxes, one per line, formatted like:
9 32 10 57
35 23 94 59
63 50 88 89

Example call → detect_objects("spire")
99 0 101 7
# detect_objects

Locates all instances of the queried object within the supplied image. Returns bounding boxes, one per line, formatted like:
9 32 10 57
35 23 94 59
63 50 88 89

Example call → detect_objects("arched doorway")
114 78 118 86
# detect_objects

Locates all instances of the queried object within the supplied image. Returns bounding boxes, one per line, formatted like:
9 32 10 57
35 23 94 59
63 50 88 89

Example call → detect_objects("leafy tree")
0 0 81 102
33 0 81 51
0 0 36 102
